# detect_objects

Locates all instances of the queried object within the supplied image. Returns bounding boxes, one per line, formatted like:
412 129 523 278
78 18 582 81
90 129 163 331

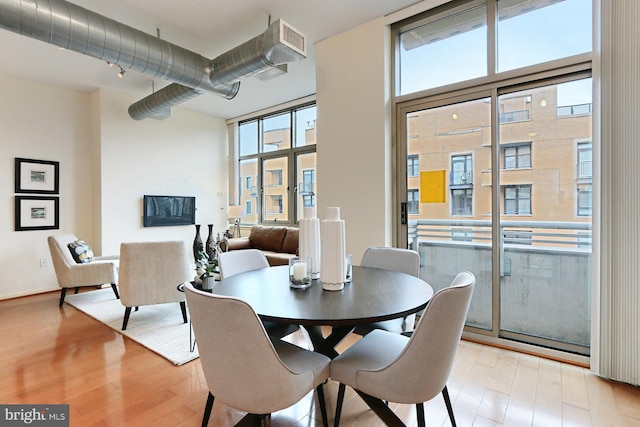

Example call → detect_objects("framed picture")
15 196 60 231
15 158 60 194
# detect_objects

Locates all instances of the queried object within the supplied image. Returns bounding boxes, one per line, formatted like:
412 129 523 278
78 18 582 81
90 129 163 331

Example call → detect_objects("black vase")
193 224 204 262
205 224 216 260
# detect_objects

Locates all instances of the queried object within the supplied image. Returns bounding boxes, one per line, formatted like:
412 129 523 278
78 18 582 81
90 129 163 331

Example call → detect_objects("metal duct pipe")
130 19 305 120
0 0 306 120
0 0 237 97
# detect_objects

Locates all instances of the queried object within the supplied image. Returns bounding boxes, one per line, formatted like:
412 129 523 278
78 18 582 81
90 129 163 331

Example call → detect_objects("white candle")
293 261 307 281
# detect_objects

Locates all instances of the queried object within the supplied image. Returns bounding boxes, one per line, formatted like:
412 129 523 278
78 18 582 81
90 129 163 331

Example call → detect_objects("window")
577 185 592 217
408 155 419 177
237 103 316 225
451 154 473 185
451 188 473 215
408 189 419 214
503 143 531 169
578 142 592 178
504 185 531 215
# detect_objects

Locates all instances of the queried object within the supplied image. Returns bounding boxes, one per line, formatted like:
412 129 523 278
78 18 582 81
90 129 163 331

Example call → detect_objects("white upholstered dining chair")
118 241 192 330
218 248 269 279
330 271 475 427
218 248 298 338
48 234 120 306
184 282 331 427
353 246 421 335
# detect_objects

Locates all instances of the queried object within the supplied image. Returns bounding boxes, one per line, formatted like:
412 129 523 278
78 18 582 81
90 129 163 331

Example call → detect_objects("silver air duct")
129 19 305 120
0 0 307 120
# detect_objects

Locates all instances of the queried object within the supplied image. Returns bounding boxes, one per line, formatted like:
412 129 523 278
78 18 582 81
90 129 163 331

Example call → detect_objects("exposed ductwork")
0 0 307 120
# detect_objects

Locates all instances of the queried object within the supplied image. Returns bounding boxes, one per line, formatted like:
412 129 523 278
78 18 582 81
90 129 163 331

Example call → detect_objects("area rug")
65 288 199 365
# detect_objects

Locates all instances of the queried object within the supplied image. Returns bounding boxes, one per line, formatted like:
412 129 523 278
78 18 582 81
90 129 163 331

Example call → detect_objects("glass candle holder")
289 256 312 289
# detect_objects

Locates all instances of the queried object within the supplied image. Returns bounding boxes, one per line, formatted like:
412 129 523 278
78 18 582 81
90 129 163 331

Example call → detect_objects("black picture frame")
143 195 196 227
15 158 60 194
15 196 60 231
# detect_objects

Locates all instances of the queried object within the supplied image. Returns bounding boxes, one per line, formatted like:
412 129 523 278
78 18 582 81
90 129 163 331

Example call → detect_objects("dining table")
211 264 434 358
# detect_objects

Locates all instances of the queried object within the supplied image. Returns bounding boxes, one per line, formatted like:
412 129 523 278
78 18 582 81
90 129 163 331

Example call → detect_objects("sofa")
222 225 298 266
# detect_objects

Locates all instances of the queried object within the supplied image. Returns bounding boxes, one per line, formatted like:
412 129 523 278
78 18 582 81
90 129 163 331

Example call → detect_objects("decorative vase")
205 224 216 260
193 224 204 262
299 207 321 279
320 207 346 291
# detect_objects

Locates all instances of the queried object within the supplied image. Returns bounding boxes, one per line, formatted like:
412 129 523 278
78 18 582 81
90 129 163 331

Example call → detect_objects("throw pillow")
68 240 94 264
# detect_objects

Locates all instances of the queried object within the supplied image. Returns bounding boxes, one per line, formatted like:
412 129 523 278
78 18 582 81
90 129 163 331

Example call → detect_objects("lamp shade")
227 205 245 219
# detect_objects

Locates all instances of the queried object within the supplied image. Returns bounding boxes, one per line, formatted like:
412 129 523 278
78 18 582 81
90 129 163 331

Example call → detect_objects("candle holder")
289 256 312 289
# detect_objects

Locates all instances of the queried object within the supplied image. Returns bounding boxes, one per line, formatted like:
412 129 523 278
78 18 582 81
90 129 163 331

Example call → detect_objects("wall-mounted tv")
143 195 196 227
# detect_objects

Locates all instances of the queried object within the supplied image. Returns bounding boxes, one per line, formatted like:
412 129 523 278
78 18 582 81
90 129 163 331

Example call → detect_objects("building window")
578 142 592 178
245 200 252 215
451 154 473 185
504 185 531 215
503 143 531 169
237 103 316 225
577 185 592 217
451 189 473 216
267 195 283 214
408 189 419 214
408 155 419 177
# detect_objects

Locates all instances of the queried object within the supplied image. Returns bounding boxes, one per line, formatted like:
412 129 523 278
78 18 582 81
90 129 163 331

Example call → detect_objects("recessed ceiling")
0 0 423 119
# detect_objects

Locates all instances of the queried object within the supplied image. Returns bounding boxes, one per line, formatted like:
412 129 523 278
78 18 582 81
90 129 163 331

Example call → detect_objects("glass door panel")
404 97 493 330
498 79 592 355
262 156 288 223
296 152 316 221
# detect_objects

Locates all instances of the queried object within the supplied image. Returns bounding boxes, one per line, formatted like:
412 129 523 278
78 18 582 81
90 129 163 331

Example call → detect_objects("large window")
237 103 316 225
395 0 592 357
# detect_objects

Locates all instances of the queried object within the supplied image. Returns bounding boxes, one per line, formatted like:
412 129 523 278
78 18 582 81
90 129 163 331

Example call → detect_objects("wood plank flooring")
1 290 639 426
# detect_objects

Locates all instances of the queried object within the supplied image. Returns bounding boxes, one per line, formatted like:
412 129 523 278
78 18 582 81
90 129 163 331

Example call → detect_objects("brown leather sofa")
222 225 298 266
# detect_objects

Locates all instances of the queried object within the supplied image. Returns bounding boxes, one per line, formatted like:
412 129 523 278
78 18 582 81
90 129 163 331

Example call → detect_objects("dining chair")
184 282 331 427
218 248 269 279
218 248 299 339
48 234 120 306
353 246 421 335
330 271 475 427
118 241 192 330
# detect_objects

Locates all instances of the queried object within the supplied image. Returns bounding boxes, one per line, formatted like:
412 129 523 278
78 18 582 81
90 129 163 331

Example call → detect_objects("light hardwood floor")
1 290 639 427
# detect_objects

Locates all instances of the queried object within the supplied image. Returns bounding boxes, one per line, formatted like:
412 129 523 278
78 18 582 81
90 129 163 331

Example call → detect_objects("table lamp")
227 205 245 237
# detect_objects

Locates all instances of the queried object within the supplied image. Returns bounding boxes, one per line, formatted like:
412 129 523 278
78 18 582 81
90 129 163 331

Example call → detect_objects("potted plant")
195 250 219 290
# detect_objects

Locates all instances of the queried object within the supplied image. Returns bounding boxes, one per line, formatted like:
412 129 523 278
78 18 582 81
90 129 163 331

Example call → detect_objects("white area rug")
65 288 199 365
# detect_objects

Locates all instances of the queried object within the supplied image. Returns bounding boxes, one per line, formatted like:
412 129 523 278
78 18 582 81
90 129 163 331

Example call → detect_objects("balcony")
449 170 473 188
298 181 315 196
408 219 591 354
557 103 593 117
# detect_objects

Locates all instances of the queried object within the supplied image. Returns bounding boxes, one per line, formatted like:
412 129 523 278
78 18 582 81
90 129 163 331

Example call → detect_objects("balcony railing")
499 109 530 123
450 171 473 186
408 219 592 354
298 181 315 195
557 103 593 117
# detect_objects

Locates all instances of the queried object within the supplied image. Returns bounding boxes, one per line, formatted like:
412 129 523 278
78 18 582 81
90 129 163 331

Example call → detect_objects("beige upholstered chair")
353 246 421 335
331 271 475 427
218 248 299 338
48 234 120 306
184 282 330 427
118 241 192 330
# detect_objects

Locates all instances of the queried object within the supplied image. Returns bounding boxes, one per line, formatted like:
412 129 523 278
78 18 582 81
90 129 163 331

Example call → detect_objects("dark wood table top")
211 265 434 327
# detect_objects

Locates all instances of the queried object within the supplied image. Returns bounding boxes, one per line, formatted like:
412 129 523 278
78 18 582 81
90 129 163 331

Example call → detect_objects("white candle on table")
293 261 307 281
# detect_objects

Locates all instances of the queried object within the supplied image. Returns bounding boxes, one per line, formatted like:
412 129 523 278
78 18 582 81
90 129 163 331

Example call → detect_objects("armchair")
48 234 120 307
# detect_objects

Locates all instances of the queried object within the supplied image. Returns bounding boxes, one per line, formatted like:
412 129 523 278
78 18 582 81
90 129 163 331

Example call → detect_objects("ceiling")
0 0 423 120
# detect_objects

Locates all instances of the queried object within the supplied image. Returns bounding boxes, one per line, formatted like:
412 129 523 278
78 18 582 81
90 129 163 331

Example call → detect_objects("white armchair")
48 234 120 307
118 241 192 330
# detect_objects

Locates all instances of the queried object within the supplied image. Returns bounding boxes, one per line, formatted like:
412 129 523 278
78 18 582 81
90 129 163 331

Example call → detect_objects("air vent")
280 21 306 56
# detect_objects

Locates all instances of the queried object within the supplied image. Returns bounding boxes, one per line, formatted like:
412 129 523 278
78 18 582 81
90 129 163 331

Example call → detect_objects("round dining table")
211 264 434 358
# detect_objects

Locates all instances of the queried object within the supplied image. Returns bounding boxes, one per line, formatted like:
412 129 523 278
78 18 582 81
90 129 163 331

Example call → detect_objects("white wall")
315 17 393 263
0 76 228 300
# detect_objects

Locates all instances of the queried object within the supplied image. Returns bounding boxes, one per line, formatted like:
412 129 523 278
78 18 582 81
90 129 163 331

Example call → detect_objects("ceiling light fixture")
117 66 126 78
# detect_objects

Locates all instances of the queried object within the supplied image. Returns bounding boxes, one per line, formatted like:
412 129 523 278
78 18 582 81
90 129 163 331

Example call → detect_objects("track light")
117 66 126 78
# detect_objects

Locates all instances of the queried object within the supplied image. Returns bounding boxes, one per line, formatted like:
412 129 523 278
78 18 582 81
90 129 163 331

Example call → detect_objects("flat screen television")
143 195 196 227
